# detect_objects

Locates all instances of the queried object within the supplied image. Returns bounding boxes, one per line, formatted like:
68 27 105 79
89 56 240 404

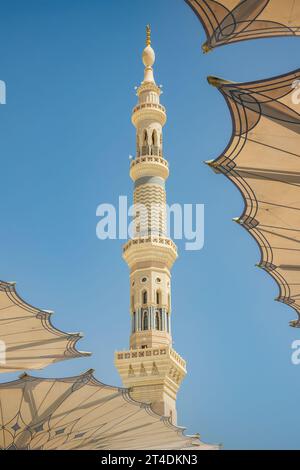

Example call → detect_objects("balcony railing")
123 236 177 254
115 346 186 368
132 103 166 115
130 155 168 168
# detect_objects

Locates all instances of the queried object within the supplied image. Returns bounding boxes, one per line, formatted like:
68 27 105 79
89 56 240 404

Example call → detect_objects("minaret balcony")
132 103 166 127
114 345 187 406
130 156 169 180
115 346 186 372
123 236 177 270
137 81 161 96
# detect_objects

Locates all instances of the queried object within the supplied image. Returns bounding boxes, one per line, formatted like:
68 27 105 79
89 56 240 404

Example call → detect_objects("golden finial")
146 24 151 46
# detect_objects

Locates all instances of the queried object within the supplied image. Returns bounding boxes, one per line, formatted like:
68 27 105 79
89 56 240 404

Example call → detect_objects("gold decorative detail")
202 42 212 54
146 24 151 46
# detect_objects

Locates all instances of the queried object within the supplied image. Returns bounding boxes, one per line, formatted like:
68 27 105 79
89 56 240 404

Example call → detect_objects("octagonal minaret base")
115 346 186 424
115 25 186 426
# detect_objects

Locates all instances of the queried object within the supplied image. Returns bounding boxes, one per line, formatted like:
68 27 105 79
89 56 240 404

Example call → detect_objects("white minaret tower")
115 26 186 425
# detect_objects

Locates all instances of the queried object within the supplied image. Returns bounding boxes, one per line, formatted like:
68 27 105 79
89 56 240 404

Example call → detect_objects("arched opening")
143 129 148 145
156 290 161 305
143 311 149 330
142 290 147 305
142 130 149 156
132 312 136 333
166 312 169 333
152 129 157 145
151 130 159 156
155 311 160 330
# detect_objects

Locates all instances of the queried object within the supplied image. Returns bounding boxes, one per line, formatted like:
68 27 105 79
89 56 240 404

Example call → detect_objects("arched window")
142 290 147 305
155 311 160 330
143 311 149 330
152 130 157 145
166 312 169 333
151 130 159 156
143 129 148 145
156 290 161 305
132 312 136 333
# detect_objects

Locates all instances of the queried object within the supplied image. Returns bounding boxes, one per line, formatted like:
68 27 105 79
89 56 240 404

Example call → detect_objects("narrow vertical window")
152 129 157 145
142 290 147 305
143 312 148 330
155 311 160 330
151 130 158 155
143 129 148 144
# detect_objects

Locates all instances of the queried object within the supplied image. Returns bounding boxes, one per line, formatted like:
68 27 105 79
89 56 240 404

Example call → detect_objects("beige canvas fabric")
185 0 300 51
206 69 300 327
0 370 218 450
0 280 90 372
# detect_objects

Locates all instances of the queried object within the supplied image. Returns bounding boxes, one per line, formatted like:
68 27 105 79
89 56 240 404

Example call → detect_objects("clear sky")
0 0 299 450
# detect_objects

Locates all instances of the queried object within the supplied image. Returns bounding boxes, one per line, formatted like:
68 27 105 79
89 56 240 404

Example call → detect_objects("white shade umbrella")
0 280 90 372
0 370 218 450
206 69 300 327
185 0 300 52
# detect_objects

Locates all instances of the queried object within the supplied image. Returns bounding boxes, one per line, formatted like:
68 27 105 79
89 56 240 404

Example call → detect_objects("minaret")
115 26 186 425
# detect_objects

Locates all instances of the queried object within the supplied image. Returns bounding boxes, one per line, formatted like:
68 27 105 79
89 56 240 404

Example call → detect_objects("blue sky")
0 0 299 450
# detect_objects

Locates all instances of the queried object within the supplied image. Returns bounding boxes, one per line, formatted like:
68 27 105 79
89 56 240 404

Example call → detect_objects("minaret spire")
115 27 186 426
142 25 156 84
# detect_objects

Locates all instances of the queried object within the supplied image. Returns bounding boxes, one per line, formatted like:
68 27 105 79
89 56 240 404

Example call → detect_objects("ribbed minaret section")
115 26 186 425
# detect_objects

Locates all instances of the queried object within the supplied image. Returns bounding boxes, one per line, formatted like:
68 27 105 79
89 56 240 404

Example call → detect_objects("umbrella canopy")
205 69 300 327
0 370 218 450
185 0 300 51
0 280 90 373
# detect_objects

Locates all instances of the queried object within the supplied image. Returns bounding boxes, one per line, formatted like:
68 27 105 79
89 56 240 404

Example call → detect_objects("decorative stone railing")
130 155 168 169
123 236 177 255
115 346 186 368
132 103 166 115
